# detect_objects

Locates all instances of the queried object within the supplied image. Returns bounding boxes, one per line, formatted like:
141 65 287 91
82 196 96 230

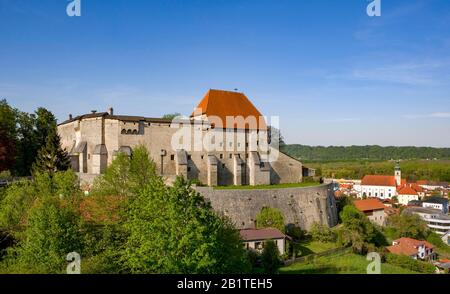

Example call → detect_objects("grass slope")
279 253 420 274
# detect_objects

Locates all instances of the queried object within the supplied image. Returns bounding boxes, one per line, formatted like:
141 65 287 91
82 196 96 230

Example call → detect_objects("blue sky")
1 0 450 147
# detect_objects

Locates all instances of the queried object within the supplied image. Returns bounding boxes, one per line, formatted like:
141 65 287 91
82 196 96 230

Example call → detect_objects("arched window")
126 129 132 134
121 129 126 134
132 130 138 135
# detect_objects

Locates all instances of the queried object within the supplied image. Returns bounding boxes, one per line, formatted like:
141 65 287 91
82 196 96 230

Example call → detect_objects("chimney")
108 107 114 115
69 114 73 120
91 110 97 114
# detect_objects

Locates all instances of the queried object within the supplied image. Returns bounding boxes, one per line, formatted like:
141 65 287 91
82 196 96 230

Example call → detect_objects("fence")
284 246 351 266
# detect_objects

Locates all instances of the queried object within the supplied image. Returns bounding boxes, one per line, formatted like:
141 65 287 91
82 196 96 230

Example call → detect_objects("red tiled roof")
387 237 434 256
353 198 386 212
397 185 419 195
361 175 397 186
239 228 285 241
386 244 418 256
191 89 267 130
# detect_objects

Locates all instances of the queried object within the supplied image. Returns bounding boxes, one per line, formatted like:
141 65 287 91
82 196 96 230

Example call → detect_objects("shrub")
309 222 336 243
384 253 435 274
261 241 282 274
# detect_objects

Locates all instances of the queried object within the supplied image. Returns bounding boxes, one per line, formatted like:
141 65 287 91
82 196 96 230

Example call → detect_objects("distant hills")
281 145 450 162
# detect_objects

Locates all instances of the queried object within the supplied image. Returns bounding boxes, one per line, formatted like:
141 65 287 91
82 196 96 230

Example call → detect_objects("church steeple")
394 161 401 186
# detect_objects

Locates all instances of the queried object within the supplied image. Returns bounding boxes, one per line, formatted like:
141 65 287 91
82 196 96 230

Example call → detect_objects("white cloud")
403 112 450 119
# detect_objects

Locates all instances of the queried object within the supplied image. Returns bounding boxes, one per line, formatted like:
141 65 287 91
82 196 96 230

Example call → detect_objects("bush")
309 222 336 243
261 241 282 274
384 253 435 274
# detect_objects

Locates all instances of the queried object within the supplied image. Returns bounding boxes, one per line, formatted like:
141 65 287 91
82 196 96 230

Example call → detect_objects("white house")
422 197 449 214
387 237 435 260
397 184 420 206
405 207 450 236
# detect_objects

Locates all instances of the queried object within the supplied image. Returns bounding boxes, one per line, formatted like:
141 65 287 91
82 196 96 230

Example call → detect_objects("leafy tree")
121 176 250 274
34 107 57 147
337 205 386 253
309 222 336 243
92 145 157 197
261 240 281 274
32 128 70 176
0 100 17 172
256 207 285 233
386 214 428 240
14 111 38 176
1 196 83 273
162 113 181 120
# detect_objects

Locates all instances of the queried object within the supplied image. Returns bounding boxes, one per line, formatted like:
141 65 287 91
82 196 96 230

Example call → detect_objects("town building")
58 89 310 187
422 197 449 214
239 228 287 254
353 198 386 226
397 184 420 206
386 237 435 261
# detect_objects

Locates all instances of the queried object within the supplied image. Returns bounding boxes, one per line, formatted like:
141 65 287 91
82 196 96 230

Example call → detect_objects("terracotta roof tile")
353 198 386 212
361 175 397 187
191 89 267 130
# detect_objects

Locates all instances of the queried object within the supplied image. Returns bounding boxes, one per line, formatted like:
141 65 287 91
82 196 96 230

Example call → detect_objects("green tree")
34 107 57 147
309 222 336 242
32 128 70 176
261 240 281 274
92 145 157 197
337 205 386 253
386 214 428 240
121 176 250 274
0 100 17 172
162 113 181 120
2 196 83 273
14 111 38 176
256 207 285 233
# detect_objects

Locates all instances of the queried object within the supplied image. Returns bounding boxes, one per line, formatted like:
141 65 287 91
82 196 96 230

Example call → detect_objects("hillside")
282 145 450 162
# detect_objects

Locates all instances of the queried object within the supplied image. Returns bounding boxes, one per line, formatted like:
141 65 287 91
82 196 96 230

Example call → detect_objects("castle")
58 89 313 186
58 89 337 229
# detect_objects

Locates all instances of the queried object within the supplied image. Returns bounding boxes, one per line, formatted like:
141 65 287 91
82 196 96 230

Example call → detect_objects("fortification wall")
195 183 338 230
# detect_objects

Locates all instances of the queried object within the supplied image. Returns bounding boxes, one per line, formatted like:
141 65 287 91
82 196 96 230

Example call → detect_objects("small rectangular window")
229 154 232 159
171 155 175 161
220 154 223 159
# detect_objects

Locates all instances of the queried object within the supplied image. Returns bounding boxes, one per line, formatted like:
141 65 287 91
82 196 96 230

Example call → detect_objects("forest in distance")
281 145 450 182
282 144 450 162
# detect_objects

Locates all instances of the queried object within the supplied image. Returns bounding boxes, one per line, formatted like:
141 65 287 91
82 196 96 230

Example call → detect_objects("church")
58 89 311 186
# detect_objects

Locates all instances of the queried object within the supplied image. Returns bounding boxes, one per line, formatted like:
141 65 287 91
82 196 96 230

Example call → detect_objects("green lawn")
296 241 339 256
279 252 420 274
214 182 321 190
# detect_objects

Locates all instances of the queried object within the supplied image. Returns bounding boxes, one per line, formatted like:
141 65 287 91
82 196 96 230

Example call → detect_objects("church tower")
394 161 401 186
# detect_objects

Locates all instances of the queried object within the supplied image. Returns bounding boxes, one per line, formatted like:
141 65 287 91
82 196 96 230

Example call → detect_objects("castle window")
220 154 223 159
187 167 191 172
171 155 174 161
132 130 138 135
127 129 132 134
201 155 204 159
229 154 232 159
121 129 126 134
187 155 191 160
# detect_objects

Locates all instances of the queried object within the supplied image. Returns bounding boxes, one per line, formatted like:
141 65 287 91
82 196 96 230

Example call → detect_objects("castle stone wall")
195 183 338 230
